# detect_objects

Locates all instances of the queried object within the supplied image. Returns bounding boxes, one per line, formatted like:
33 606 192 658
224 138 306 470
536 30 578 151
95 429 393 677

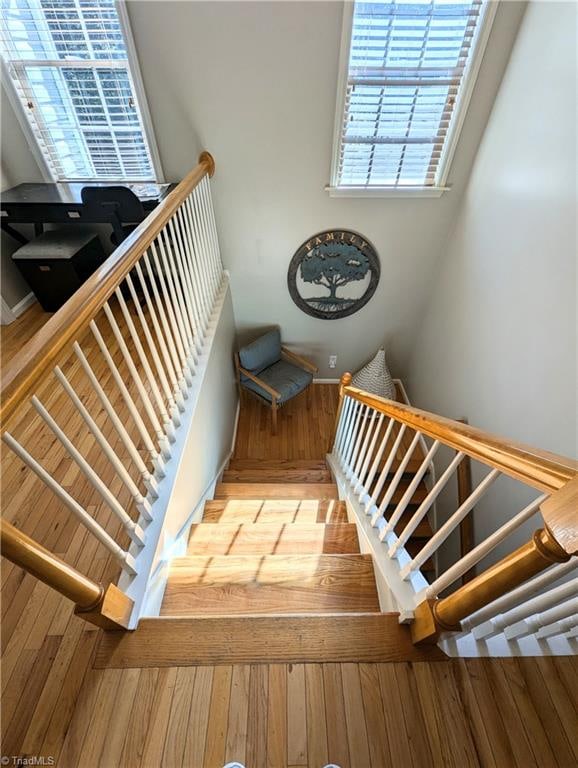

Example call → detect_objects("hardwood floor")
1 305 577 767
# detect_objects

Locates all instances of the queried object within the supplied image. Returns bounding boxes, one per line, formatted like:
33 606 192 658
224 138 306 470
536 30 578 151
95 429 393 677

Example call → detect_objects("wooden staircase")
95 458 445 667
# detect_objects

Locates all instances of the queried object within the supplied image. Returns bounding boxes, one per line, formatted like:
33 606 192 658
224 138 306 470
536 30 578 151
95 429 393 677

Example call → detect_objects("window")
329 0 495 195
1 0 160 182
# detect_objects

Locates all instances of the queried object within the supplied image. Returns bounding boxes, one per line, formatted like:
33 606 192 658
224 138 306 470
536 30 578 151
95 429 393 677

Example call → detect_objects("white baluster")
192 185 218 299
354 413 385 494
73 342 159 500
374 431 422 530
3 432 137 575
390 451 465 557
332 396 350 457
336 397 356 460
147 243 194 383
535 614 578 640
201 175 223 285
381 439 440 539
184 195 212 323
359 417 395 500
341 401 363 469
334 397 353 458
425 495 547 597
125 272 183 419
31 396 146 546
54 365 154 523
164 219 201 357
114 287 177 440
157 230 196 362
504 593 578 640
463 559 578 634
172 207 206 341
179 200 210 333
137 255 190 396
346 404 370 479
90 319 166 477
103 303 172 461
400 468 500 580
476 579 578 640
352 409 381 485
365 423 406 514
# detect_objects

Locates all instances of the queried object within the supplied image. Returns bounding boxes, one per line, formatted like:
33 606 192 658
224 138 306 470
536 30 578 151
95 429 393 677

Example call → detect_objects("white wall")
406 2 577 566
127 0 524 378
1 82 44 310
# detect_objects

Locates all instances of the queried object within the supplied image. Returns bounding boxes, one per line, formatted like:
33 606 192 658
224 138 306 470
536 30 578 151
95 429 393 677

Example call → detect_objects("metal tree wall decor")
288 230 380 319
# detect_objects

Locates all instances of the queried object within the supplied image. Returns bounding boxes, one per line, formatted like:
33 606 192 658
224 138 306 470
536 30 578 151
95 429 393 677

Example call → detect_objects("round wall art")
287 229 380 320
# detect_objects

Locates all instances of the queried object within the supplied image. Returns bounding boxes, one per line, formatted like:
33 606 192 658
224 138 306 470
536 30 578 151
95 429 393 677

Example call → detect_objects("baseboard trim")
11 292 36 318
314 377 340 384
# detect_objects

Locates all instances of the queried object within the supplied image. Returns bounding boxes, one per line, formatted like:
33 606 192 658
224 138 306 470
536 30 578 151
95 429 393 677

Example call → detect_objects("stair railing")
328 373 578 650
1 151 225 630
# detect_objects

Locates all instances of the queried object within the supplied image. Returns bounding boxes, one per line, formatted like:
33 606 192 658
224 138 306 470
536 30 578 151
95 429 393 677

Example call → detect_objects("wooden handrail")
343 383 577 493
1 517 103 608
0 518 134 629
0 151 215 426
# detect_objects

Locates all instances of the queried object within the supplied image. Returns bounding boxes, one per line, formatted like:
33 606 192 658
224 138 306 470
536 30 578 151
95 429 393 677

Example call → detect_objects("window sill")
325 185 449 199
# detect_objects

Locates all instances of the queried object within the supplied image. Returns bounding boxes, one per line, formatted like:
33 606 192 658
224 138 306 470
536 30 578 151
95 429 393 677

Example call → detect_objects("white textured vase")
352 347 395 400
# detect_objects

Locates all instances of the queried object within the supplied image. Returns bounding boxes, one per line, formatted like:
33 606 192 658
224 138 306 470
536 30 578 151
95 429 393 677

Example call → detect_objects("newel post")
330 372 352 452
411 477 578 644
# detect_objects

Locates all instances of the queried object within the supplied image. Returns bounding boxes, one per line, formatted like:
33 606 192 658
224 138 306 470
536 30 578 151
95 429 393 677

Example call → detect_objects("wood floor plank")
394 662 435 768
267 664 287 768
119 667 161 768
76 667 123 768
99 667 142 768
323 663 351 768
247 664 269 768
427 662 478 768
451 660 497 768
203 666 232 768
377 664 414 767
225 665 250 765
184 665 214 767
359 662 390 768
534 657 578 763
287 663 307 767
140 667 178 767
305 663 329 768
341 663 372 768
162 665 197 767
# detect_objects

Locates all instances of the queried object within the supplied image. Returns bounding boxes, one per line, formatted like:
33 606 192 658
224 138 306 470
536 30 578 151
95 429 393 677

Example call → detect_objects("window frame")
327 0 498 198
1 0 164 184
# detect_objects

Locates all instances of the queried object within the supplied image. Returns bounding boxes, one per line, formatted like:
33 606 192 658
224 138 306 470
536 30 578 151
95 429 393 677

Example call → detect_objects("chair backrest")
239 329 281 377
81 186 145 222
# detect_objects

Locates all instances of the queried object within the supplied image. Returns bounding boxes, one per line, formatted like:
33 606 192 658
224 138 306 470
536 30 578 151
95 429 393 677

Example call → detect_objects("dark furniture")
0 181 172 245
12 228 106 312
235 329 318 434
81 185 145 245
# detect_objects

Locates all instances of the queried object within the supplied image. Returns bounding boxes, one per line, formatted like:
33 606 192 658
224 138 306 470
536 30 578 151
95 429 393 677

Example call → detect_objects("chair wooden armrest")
281 346 318 374
237 365 282 401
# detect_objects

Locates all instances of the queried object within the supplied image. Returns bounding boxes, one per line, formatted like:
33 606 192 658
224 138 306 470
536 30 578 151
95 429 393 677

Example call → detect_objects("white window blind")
1 0 157 182
333 0 489 190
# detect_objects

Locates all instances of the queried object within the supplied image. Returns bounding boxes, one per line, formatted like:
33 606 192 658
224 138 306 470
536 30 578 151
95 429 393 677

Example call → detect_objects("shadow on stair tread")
161 553 381 616
187 521 360 555
202 498 349 524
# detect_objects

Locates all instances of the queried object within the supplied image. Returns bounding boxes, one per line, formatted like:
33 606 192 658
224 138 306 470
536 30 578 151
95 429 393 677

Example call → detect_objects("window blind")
336 0 486 188
1 0 156 182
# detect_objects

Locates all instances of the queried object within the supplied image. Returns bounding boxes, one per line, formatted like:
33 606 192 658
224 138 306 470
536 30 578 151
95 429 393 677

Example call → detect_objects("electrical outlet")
329 355 337 369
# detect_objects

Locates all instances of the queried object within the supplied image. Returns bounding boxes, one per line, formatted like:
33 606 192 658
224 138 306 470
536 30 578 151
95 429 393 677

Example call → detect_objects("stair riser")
222 470 333 484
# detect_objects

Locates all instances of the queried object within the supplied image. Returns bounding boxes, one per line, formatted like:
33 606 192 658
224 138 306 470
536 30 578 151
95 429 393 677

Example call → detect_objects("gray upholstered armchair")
234 329 318 434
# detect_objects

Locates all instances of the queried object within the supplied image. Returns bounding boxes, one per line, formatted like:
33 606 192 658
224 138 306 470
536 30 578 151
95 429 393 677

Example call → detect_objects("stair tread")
215 482 338 500
161 553 380 616
228 459 329 470
95 614 447 667
202 499 348 524
364 479 428 505
187 522 359 555
393 509 433 539
222 468 333 484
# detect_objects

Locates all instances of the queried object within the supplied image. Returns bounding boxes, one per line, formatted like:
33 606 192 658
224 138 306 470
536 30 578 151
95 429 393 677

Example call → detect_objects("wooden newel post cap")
198 151 216 177
340 372 353 387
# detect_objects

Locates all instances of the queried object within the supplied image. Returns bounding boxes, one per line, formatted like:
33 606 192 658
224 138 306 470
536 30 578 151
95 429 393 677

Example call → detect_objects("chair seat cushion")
242 360 313 404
